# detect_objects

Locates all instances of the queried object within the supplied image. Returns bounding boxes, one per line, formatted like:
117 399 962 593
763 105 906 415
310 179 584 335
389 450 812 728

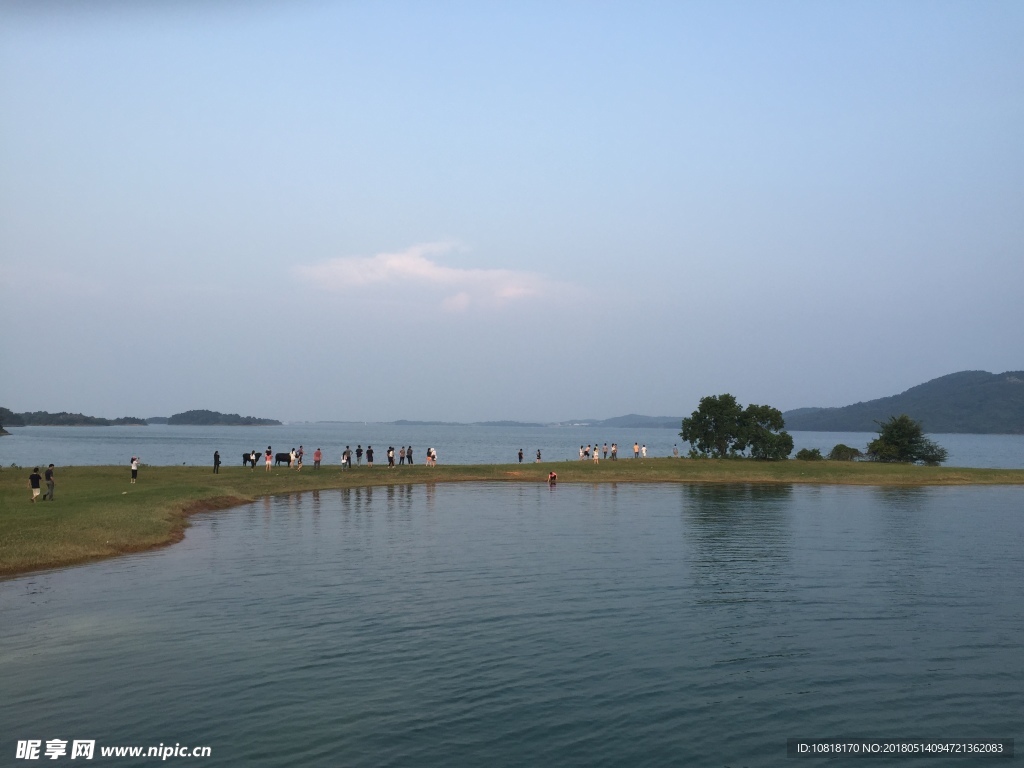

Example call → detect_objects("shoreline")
3 459 1024 579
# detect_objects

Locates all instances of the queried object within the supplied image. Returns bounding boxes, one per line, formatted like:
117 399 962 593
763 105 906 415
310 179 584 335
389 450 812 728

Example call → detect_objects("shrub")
828 444 863 461
866 414 948 465
795 448 824 461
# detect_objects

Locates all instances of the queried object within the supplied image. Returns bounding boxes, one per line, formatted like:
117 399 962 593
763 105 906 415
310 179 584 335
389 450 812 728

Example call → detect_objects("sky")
1 0 1021 423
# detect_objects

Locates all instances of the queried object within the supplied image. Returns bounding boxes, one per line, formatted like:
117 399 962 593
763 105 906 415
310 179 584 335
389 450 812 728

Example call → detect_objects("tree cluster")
680 394 794 460
795 448 824 461
828 444 863 461
866 414 947 465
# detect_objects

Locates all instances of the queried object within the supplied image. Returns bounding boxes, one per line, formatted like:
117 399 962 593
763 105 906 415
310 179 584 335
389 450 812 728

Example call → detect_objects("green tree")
795 448 824 461
680 394 744 457
866 414 948 465
742 403 794 460
680 395 793 460
828 444 863 461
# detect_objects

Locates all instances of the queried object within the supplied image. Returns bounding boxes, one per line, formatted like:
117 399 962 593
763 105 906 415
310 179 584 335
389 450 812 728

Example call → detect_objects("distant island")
0 407 280 428
391 419 547 428
387 415 684 429
165 410 281 426
783 371 1024 434
0 408 147 427
553 414 684 429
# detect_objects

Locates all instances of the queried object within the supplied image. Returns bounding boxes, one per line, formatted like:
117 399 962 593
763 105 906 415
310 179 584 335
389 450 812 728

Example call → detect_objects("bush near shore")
2 460 1023 578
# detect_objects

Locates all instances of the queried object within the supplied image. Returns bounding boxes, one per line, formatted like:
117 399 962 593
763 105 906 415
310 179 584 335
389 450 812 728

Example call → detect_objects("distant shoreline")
3 460 1024 578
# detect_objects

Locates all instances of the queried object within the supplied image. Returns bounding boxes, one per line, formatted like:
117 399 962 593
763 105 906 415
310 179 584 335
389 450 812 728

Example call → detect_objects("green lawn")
2 459 1023 577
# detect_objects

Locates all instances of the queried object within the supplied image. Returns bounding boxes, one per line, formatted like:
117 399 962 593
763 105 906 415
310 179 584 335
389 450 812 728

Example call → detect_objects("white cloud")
294 242 554 311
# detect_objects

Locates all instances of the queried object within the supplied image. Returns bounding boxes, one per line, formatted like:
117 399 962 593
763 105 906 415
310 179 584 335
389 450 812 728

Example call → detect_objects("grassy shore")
3 459 1023 577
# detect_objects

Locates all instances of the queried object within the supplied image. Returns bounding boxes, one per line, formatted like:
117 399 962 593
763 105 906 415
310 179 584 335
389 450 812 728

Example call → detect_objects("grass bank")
3 459 1023 577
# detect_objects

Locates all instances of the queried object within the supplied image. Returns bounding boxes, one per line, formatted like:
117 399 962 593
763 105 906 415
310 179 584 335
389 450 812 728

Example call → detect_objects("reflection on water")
1 483 1022 768
681 483 794 586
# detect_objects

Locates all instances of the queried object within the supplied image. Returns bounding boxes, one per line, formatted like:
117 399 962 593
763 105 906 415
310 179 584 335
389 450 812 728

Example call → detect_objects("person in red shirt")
313 448 322 469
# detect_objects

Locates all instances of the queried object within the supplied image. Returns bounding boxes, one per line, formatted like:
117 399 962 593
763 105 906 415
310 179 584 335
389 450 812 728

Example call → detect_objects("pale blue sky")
2 1 1021 422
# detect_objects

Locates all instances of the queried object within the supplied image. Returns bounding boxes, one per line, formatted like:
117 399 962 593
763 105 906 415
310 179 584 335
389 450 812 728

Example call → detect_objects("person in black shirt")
366 446 374 466
213 451 221 474
29 468 42 502
356 445 363 465
406 446 414 465
518 448 524 463
44 464 55 500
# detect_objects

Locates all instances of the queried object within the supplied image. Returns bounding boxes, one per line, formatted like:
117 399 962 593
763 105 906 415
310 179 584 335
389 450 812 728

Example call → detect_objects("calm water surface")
2 483 1022 767
2 424 1022 468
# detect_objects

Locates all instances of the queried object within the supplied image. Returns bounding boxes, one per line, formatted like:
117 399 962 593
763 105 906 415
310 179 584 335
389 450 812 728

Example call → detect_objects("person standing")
265 446 273 472
611 443 618 461
536 449 542 462
130 456 139 484
592 445 599 463
356 445 363 465
518 448 524 464
313 448 322 469
641 444 647 458
289 448 297 468
406 446 414 465
28 467 42 502
44 464 56 501
250 450 258 471
399 446 406 465
213 451 221 474
633 442 640 459
673 444 680 458
603 443 608 460
579 445 585 461
366 446 374 466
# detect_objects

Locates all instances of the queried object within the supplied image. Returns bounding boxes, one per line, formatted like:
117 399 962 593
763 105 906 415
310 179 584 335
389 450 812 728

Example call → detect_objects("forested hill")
166 410 281 426
0 408 146 427
0 407 279 427
783 371 1024 434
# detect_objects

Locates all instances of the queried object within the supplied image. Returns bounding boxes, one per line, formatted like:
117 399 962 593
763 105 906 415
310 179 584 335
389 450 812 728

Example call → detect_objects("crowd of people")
24 437 683 498
235 443 441 473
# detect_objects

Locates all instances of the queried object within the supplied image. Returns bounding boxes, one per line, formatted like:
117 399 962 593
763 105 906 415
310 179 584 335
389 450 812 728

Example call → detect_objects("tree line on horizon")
0 407 280 428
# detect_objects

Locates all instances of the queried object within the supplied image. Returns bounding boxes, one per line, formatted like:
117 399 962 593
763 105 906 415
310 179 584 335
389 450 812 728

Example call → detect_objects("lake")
2 423 1023 468
2 483 1021 766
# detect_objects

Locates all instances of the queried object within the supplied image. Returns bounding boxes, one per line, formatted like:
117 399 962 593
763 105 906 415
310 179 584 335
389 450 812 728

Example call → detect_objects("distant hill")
167 409 281 426
0 408 146 427
783 371 1024 434
392 419 546 428
555 414 683 429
